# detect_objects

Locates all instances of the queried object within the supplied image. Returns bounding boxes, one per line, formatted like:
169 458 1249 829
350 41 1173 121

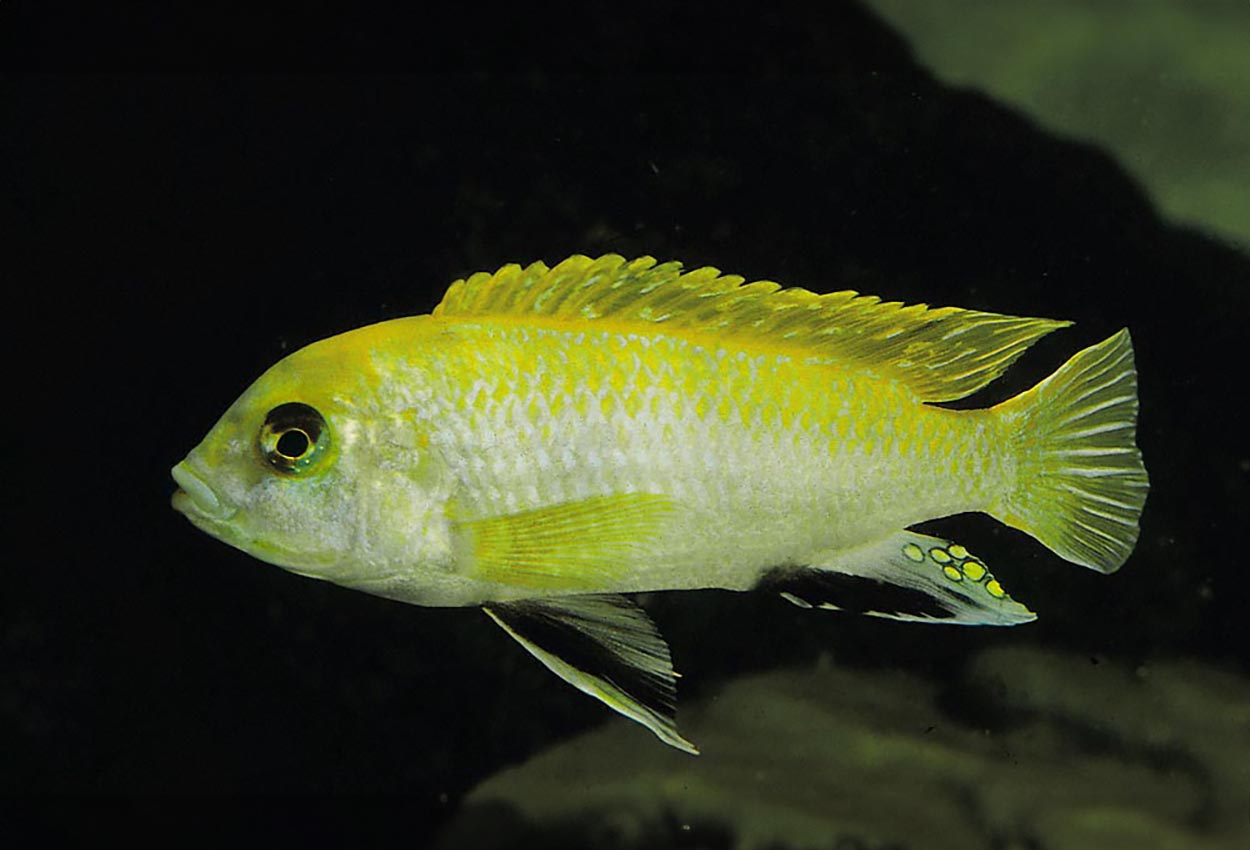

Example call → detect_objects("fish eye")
259 402 330 474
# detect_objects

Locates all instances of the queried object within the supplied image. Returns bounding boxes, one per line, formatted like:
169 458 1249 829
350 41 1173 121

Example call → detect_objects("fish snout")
171 461 231 520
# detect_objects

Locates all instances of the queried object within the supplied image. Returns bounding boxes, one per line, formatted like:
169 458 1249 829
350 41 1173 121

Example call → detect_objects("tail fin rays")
990 329 1148 573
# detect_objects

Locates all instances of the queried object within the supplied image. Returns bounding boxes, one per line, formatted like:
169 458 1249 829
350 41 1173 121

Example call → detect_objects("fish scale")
173 254 1147 753
404 319 999 593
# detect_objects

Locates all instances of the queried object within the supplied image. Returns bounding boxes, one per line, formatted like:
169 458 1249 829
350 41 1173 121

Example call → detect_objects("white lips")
171 461 227 519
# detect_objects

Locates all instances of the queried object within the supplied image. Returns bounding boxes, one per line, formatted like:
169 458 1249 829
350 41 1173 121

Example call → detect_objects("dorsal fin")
432 255 1070 403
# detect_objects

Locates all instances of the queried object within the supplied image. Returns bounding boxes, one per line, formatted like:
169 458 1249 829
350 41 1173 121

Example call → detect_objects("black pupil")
275 428 311 459
262 402 325 470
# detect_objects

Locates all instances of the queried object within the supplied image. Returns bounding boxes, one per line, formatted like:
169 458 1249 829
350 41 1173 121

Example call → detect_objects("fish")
171 254 1149 753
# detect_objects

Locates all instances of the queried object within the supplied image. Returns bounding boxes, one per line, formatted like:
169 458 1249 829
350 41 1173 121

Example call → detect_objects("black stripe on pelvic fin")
487 596 676 714
761 566 959 620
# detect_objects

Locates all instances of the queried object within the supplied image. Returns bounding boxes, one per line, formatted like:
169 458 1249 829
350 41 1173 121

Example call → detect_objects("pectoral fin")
453 493 675 590
764 530 1035 626
484 594 698 754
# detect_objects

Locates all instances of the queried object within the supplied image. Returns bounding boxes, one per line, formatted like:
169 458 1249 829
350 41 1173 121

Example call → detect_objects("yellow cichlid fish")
172 255 1148 752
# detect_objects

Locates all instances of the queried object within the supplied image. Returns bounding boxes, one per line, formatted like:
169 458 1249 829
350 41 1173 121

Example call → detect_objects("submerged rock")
437 650 1249 850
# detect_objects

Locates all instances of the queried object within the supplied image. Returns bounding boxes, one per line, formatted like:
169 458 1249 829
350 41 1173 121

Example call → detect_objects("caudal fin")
989 329 1149 573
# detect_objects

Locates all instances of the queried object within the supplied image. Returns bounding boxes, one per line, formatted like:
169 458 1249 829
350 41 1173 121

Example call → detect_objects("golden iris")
259 402 329 474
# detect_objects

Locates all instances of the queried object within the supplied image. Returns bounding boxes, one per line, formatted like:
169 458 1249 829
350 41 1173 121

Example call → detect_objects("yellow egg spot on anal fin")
947 544 968 560
929 547 952 564
768 531 1035 626
454 493 675 590
962 560 987 582
986 579 1006 599
902 543 925 562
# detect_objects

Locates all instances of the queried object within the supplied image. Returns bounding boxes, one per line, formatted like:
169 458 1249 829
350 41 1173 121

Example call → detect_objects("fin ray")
453 493 675 590
763 531 1036 626
434 255 1071 402
485 595 698 754
990 329 1148 573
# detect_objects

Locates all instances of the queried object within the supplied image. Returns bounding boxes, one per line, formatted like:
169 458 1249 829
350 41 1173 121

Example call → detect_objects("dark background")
4 1 1247 844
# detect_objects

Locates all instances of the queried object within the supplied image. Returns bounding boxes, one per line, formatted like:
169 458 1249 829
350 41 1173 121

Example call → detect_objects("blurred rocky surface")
866 0 1250 249
437 648 1249 850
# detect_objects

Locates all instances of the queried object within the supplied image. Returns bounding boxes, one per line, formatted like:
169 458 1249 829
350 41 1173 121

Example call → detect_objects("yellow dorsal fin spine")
432 255 1071 403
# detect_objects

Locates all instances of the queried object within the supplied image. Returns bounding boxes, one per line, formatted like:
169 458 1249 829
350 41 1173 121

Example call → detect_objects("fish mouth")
171 461 234 522
170 460 348 579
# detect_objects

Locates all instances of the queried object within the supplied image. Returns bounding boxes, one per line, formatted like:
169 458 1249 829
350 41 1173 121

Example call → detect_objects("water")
7 4 1247 847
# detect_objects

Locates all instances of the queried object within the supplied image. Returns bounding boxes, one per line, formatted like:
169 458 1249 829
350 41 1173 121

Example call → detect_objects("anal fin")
484 594 698 754
764 531 1035 626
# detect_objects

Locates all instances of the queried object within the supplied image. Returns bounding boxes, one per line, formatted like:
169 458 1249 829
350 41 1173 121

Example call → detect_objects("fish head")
171 324 448 585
